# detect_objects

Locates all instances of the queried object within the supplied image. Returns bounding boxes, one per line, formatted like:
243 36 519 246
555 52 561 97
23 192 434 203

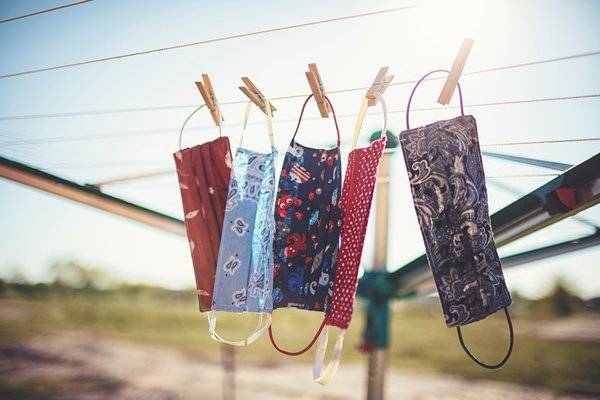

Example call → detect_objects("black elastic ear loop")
456 307 514 369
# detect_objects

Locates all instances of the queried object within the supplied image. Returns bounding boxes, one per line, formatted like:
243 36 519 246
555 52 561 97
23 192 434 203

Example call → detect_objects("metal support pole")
366 150 392 400
221 344 236 400
373 152 391 270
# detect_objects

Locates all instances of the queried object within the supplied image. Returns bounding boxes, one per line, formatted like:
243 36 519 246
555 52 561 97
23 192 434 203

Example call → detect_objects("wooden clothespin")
195 74 223 126
438 38 474 105
365 67 394 106
238 77 277 115
305 63 331 118
351 67 394 150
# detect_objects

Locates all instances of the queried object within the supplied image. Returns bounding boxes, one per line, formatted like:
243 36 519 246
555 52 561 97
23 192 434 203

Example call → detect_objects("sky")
0 0 599 299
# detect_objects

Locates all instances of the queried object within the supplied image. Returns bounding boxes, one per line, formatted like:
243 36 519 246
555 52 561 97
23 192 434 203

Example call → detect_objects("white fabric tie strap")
351 94 388 150
239 99 274 149
208 311 271 347
312 325 346 385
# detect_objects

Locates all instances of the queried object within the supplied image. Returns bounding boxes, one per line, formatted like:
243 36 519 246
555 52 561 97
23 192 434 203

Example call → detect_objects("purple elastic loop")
405 69 465 130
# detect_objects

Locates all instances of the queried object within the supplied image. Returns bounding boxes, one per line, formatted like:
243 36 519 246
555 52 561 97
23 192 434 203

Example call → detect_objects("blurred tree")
8 269 29 285
547 278 584 317
49 260 116 290
507 290 530 318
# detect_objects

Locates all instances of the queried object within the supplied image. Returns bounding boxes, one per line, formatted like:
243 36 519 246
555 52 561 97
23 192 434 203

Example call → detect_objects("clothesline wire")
1 49 599 121
10 135 598 171
2 92 599 147
0 0 93 24
482 137 600 147
306 50 600 96
0 5 420 79
30 151 567 178
45 160 170 169
486 173 559 179
0 130 66 165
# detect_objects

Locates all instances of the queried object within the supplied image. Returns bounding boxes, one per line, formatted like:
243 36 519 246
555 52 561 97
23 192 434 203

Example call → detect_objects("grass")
1 293 599 397
0 380 56 400
0 375 124 400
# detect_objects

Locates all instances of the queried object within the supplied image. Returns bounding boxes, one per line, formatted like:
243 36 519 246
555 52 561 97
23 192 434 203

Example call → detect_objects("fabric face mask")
174 105 232 312
268 94 343 356
209 100 277 346
399 70 513 369
313 95 388 385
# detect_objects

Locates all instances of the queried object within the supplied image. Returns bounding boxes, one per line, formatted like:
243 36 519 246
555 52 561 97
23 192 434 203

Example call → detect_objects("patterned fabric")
399 115 511 327
272 141 342 312
212 146 277 313
325 135 387 329
173 137 232 312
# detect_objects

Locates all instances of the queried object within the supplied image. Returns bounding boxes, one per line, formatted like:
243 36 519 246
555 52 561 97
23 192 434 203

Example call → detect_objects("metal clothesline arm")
0 155 185 237
481 151 573 171
383 152 600 297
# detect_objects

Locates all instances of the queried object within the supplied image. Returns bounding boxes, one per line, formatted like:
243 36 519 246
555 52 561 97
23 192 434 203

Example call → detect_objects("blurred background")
1 0 599 399
1 262 599 399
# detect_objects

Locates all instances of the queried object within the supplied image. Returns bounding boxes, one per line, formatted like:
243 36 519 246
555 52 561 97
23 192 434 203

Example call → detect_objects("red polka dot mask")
313 94 388 385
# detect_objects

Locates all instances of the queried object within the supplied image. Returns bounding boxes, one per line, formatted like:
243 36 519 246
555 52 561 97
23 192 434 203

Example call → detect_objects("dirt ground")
0 331 595 400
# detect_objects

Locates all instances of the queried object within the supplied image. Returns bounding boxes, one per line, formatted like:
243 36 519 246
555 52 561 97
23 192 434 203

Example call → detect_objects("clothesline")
2 93 598 147
2 95 598 172
0 5 420 79
1 49 598 121
0 132 68 167
486 173 559 179
0 0 93 24
119 171 562 184
11 136 596 171
482 137 600 147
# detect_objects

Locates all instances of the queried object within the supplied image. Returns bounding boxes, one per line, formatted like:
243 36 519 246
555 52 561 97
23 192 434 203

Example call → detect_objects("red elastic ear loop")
292 94 341 147
268 319 326 356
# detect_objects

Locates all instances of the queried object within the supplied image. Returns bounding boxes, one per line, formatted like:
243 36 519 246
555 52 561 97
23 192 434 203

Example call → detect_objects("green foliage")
49 259 117 290
546 278 585 316
0 380 57 400
511 279 591 319
0 374 123 400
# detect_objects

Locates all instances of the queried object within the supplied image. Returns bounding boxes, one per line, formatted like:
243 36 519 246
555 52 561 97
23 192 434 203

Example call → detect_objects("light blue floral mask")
209 100 277 346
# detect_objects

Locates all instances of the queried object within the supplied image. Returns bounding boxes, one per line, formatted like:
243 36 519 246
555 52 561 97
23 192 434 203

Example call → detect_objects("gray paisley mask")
399 70 513 369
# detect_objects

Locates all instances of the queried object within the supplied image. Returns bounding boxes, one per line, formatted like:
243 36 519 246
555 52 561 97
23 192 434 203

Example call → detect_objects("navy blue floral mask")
399 70 513 369
268 95 343 356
